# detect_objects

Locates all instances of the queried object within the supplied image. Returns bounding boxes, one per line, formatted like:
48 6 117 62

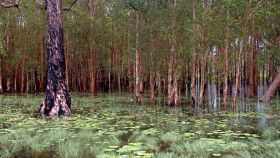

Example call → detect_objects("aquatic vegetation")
0 93 280 157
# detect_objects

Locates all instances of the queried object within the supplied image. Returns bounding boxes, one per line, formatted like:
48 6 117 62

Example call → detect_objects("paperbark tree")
191 0 196 106
223 0 230 106
149 0 155 105
260 71 280 102
0 51 2 93
39 0 74 116
1 0 76 115
89 0 99 93
135 9 141 104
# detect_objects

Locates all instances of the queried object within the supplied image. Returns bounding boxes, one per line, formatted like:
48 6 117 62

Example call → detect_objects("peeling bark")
39 0 71 116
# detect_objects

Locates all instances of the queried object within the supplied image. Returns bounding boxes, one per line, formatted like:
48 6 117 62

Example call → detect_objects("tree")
260 71 280 102
1 0 76 116
38 0 74 116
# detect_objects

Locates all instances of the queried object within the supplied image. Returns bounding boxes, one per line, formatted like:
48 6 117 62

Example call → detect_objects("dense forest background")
0 0 279 106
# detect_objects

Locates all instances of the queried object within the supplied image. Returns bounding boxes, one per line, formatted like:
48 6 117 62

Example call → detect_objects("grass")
0 93 280 157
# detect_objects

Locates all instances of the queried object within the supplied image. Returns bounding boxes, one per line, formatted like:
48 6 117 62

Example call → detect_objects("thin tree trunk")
191 0 196 105
172 0 179 106
232 1 252 106
89 0 99 93
168 61 173 106
32 61 37 93
149 1 155 105
223 2 230 106
127 12 133 93
232 38 244 107
14 61 19 92
254 38 259 93
39 31 45 91
39 0 71 116
6 19 11 93
135 9 141 104
199 2 207 106
21 55 25 93
249 18 255 97
0 53 2 93
66 37 70 92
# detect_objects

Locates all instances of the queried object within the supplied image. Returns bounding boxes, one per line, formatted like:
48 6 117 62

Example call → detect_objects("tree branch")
0 0 20 11
62 0 77 11
247 0 264 20
129 3 138 12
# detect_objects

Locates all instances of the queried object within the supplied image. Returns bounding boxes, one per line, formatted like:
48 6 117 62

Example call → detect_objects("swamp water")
0 89 280 158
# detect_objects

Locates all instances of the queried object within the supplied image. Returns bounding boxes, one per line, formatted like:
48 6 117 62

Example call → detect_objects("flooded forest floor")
0 85 280 158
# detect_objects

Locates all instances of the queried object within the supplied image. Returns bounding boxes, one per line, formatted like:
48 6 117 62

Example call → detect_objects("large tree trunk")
260 71 280 102
39 0 71 116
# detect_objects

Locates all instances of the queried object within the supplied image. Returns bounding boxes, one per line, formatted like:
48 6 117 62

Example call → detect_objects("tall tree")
135 9 141 104
191 0 196 106
38 0 75 116
260 71 280 102
223 0 230 106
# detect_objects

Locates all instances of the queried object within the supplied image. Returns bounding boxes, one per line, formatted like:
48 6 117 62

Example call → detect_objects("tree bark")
66 36 70 92
6 19 11 93
249 18 255 97
21 54 25 93
39 31 45 91
232 37 244 107
149 1 155 105
223 2 230 106
0 52 2 93
199 2 207 106
172 0 179 106
26 71 29 93
260 71 280 102
135 9 141 104
39 0 71 116
89 0 99 93
191 0 196 106
168 61 173 105
232 4 250 107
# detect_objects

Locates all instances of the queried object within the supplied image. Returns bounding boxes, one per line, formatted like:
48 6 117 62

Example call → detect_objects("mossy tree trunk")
39 0 71 116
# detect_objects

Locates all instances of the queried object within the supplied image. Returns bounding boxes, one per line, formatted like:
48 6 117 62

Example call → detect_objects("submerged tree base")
38 0 72 116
